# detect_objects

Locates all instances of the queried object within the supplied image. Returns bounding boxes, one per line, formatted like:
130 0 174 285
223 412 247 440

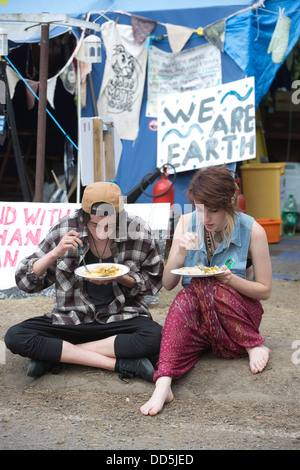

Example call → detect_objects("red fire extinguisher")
152 165 175 205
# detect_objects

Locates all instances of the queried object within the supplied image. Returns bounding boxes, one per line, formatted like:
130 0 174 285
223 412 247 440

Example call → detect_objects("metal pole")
88 72 98 116
76 61 81 203
34 23 49 202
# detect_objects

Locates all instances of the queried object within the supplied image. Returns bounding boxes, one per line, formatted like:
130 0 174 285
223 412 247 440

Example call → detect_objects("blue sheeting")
2 1 300 208
83 6 248 207
225 0 300 107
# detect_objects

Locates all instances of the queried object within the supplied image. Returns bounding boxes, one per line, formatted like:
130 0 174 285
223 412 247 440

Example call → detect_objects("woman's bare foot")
246 344 270 374
140 376 174 416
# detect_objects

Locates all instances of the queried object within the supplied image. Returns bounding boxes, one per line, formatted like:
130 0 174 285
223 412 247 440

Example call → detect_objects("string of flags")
5 1 291 118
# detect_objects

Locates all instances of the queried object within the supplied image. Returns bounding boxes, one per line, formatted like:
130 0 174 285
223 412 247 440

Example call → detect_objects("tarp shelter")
1 0 300 207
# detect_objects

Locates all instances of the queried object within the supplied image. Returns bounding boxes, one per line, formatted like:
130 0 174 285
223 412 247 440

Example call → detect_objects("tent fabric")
83 2 298 206
225 0 300 106
83 6 252 206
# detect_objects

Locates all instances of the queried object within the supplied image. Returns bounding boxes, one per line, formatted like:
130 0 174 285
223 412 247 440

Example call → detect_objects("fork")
78 245 91 274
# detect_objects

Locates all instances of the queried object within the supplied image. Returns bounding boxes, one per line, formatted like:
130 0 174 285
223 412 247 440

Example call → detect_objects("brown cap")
81 182 124 214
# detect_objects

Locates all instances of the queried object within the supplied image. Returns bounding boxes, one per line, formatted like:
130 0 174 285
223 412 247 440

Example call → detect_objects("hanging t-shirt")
98 20 148 141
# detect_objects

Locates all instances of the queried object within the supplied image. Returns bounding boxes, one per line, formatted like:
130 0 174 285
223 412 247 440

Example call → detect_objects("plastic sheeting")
1 1 300 207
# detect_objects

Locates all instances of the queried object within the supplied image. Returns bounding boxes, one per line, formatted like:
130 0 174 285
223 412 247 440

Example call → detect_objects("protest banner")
157 77 256 173
0 202 170 290
0 202 80 289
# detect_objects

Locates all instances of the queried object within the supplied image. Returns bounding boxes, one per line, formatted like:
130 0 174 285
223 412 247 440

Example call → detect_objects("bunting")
131 14 157 44
25 79 38 109
165 23 195 53
203 19 226 52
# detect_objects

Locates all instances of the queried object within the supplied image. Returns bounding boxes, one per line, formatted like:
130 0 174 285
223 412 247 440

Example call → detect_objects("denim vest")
182 211 254 287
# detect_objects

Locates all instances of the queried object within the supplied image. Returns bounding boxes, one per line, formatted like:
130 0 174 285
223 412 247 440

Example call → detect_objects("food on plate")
84 265 123 278
178 265 220 275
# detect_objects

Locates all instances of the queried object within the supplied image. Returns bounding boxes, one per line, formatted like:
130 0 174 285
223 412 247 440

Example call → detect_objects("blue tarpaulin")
1 1 300 206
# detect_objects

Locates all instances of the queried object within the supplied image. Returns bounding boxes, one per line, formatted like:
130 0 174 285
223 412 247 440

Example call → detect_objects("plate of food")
171 265 224 277
75 263 130 280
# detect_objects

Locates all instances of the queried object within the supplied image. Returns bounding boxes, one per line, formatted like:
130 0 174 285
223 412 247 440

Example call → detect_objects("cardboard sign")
157 77 256 173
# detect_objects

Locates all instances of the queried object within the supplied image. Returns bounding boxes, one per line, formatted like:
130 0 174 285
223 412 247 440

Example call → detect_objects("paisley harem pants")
153 277 264 381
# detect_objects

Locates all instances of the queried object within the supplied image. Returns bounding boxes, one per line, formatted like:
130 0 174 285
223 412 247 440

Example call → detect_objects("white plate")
171 268 224 277
75 263 129 280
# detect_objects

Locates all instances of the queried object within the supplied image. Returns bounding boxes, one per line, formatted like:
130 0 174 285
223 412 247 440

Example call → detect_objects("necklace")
214 231 223 243
205 230 223 259
90 234 110 262
206 230 213 259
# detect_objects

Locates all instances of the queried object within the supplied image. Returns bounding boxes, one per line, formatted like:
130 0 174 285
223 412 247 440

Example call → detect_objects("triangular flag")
131 14 157 44
25 79 38 110
165 23 194 53
6 65 20 99
47 76 57 109
203 19 226 52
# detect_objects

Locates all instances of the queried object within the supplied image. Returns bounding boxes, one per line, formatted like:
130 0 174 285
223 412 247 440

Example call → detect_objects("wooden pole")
34 23 49 202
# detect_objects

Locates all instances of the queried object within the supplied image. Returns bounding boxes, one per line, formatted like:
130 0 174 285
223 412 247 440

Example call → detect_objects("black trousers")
4 315 162 364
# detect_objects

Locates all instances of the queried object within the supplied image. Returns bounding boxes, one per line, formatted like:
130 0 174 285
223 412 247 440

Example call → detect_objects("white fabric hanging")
97 20 148 141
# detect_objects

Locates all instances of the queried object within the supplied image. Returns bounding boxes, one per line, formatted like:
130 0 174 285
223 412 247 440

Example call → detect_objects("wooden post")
93 118 104 181
34 23 49 202
104 122 115 181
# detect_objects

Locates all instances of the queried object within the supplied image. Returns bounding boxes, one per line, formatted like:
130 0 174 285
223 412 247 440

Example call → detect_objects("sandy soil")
0 278 299 451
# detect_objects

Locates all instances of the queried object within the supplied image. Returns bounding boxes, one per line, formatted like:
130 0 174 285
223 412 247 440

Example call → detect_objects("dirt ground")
0 278 299 452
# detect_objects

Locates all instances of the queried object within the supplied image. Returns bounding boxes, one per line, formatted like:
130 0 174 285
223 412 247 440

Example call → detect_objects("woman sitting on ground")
140 166 272 416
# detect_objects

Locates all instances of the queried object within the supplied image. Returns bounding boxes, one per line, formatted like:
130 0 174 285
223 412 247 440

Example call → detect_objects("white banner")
0 203 80 290
97 21 148 141
0 202 170 290
146 43 222 117
157 77 256 173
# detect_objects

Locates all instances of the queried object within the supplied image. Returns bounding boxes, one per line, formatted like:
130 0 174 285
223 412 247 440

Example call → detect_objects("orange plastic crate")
255 218 282 244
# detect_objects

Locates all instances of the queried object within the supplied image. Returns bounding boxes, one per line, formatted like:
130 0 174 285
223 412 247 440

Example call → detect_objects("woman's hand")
178 232 198 256
215 265 232 285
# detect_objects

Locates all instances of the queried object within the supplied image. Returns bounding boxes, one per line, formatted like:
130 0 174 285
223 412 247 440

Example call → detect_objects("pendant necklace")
90 234 110 262
214 231 222 243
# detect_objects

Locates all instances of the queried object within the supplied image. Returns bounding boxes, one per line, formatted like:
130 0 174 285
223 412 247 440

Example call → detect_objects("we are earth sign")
157 77 256 173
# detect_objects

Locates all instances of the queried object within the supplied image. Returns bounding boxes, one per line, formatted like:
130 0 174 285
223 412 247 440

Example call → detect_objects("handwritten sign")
0 202 80 289
146 43 222 117
157 77 256 173
0 202 170 290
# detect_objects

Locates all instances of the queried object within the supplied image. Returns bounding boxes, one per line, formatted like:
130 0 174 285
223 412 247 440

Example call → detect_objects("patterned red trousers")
154 277 264 381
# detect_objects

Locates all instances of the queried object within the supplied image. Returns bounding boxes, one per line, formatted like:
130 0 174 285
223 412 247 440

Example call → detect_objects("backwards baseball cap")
81 182 124 214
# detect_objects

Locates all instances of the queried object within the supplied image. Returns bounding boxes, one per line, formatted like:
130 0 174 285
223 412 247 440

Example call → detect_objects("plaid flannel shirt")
15 209 164 325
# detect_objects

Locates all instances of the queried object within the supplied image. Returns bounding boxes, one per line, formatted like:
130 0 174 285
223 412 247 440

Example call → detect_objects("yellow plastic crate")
240 163 286 220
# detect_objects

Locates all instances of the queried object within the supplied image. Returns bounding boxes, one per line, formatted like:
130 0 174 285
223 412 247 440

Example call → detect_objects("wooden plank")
104 122 115 181
93 118 104 181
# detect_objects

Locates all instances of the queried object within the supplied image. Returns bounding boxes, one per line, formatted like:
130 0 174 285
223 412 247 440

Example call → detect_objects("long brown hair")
186 166 238 243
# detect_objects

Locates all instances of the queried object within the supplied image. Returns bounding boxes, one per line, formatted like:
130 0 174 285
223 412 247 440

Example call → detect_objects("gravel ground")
0 278 299 452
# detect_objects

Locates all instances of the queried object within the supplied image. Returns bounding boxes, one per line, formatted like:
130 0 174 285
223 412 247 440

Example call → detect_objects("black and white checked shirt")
15 209 164 325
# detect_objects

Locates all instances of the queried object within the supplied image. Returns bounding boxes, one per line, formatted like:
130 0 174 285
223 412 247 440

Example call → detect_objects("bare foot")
246 344 270 374
140 376 174 416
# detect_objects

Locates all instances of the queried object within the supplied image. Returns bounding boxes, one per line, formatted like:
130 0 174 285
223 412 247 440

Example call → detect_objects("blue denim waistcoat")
182 211 254 287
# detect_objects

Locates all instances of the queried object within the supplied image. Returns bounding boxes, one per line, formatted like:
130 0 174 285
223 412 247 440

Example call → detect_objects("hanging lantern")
0 28 8 56
84 35 102 63
76 34 102 63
